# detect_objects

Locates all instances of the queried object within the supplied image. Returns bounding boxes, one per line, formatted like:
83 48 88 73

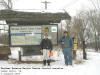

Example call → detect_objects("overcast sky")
12 0 95 16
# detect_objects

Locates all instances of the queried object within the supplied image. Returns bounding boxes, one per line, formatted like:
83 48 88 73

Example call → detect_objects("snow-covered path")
50 51 100 75
66 52 100 75
0 51 100 75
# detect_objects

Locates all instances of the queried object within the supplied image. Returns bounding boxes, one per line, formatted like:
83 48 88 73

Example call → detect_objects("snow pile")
9 47 64 61
9 47 20 60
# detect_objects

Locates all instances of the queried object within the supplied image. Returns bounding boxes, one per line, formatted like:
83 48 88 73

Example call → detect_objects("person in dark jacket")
40 33 53 66
59 31 73 66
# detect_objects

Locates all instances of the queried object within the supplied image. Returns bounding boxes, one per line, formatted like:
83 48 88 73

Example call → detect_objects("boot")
47 60 50 66
43 60 46 66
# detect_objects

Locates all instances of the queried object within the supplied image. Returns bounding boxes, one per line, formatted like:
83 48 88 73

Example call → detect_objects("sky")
12 0 94 16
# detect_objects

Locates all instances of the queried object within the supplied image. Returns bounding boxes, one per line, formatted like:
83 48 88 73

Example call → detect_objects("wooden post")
18 50 21 61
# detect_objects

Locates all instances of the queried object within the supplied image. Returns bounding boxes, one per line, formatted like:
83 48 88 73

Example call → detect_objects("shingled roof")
0 10 71 25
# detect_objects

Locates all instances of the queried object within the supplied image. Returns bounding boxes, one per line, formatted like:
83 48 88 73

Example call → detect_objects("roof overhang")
0 10 71 25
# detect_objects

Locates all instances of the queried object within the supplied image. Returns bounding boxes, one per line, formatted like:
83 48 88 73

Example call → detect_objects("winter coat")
59 36 73 49
40 38 53 50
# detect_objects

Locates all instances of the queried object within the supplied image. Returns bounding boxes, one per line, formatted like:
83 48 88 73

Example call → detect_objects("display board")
10 25 58 46
10 26 41 46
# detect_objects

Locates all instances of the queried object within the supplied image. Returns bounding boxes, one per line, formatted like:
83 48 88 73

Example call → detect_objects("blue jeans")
63 48 72 65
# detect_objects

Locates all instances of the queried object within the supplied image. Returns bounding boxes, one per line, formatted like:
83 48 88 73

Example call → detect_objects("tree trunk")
95 33 98 51
83 41 87 59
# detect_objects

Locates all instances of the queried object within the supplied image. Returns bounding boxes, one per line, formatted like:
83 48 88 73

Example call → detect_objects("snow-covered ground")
0 49 100 75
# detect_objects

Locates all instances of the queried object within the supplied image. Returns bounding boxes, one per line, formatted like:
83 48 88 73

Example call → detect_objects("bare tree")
0 0 13 9
71 10 95 59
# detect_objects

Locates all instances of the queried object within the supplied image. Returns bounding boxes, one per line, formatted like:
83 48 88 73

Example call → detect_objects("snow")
13 9 66 13
0 49 100 75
